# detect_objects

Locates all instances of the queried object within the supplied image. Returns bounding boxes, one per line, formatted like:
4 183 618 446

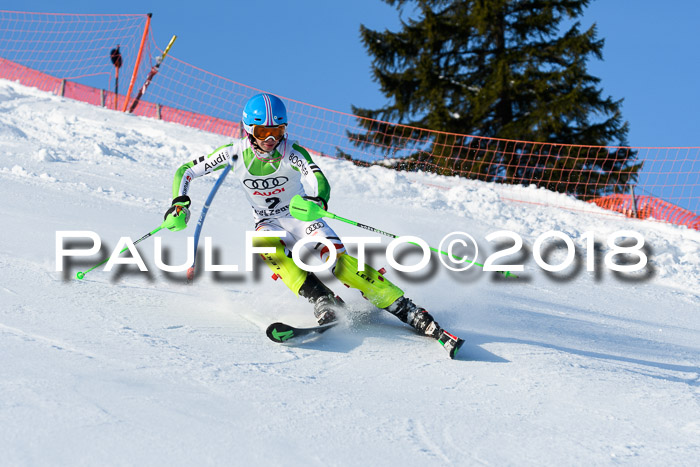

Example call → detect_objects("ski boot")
298 273 343 326
436 329 465 360
385 296 465 359
312 295 342 326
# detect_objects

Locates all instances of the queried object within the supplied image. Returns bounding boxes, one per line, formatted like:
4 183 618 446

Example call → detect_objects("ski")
127 35 177 113
265 320 339 343
265 320 464 358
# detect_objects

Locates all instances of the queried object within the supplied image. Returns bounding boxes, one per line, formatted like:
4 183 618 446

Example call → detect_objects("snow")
1 78 698 465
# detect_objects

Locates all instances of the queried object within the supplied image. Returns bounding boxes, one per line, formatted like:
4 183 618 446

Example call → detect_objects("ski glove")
163 195 191 232
303 196 328 211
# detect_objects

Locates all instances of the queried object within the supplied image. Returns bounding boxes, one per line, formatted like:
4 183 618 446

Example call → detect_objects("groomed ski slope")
1 79 698 466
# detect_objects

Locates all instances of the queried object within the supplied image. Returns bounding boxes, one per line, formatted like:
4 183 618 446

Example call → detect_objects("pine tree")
350 0 641 199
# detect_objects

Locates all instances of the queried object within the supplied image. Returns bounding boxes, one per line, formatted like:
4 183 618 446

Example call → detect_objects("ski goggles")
250 124 286 142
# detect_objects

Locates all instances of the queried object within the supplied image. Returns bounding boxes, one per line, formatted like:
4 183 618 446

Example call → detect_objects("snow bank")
1 79 698 465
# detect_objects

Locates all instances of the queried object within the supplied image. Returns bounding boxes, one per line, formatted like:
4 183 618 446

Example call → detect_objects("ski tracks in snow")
0 321 101 361
405 418 455 464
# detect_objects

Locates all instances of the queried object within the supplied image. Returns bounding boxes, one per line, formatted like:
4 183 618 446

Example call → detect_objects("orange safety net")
1 10 698 230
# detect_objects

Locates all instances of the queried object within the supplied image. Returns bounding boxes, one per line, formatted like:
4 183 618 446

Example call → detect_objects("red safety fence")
590 195 700 230
0 56 241 137
0 10 698 230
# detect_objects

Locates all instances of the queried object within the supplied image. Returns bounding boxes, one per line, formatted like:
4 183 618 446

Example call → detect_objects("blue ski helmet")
242 93 287 135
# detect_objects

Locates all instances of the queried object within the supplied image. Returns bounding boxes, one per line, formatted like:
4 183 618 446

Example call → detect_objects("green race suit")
172 136 402 307
173 137 329 220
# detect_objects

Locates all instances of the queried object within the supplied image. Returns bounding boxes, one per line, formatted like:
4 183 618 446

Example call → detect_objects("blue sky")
4 0 699 211
6 0 698 148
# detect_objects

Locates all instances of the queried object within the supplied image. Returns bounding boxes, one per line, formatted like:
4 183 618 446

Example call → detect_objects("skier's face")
255 135 278 153
250 124 285 153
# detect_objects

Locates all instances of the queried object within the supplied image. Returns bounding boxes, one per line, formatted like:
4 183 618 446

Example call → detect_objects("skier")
163 93 464 358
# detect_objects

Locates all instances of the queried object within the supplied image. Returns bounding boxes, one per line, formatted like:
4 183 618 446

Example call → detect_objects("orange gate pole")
122 13 151 112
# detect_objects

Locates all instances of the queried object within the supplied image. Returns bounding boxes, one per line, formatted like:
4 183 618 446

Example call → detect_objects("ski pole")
76 223 165 280
289 195 517 278
128 35 177 113
187 164 231 282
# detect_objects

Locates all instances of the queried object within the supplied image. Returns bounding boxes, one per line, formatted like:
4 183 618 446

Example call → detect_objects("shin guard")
253 236 307 296
332 254 403 309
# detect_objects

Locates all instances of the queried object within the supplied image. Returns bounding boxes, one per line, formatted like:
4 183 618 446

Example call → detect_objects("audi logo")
305 222 325 235
243 177 289 190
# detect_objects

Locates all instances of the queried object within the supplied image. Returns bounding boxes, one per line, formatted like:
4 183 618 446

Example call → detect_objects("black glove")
303 196 328 211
